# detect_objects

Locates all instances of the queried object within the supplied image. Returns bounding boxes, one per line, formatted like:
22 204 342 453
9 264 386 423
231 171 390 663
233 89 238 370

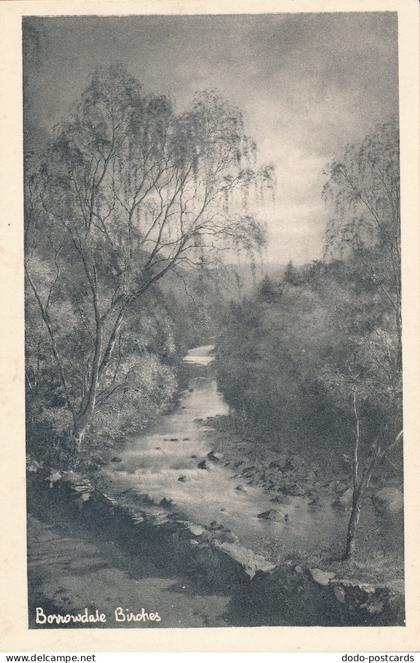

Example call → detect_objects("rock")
197 460 208 470
333 585 346 603
178 475 188 482
372 487 403 515
153 512 170 525
188 524 206 537
237 564 404 626
170 438 178 442
183 437 190 441
257 509 286 522
213 540 275 578
235 484 246 493
27 458 42 473
217 529 239 544
361 598 384 615
111 456 122 463
308 497 320 506
309 568 336 586
207 450 223 462
209 521 224 530
46 470 62 488
160 497 175 509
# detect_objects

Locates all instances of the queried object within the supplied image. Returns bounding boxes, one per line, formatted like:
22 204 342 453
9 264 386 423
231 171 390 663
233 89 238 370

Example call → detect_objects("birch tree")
25 64 274 458
322 118 402 557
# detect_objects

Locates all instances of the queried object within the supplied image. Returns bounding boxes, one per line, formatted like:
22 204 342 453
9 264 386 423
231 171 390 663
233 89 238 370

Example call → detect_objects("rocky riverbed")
26 344 405 627
206 414 404 581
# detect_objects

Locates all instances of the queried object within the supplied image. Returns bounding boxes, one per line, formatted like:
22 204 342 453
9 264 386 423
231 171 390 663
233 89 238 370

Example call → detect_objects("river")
28 344 403 627
100 344 353 565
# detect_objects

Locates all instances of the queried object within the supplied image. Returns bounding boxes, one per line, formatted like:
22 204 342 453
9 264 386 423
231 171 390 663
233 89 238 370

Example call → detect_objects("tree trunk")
71 415 89 456
342 435 382 560
343 387 362 559
343 486 363 559
70 319 103 458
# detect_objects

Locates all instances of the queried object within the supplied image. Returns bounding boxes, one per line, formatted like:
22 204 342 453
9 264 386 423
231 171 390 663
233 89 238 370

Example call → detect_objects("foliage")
216 119 402 557
25 64 273 464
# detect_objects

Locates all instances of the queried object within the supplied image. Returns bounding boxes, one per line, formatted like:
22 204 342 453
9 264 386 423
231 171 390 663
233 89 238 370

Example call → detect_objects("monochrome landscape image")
24 13 403 628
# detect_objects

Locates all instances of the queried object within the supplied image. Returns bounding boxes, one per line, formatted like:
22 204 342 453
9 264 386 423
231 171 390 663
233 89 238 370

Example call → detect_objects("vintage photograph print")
24 12 404 629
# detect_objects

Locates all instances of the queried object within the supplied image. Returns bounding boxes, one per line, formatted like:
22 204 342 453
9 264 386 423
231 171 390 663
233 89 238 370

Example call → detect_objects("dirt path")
28 514 229 628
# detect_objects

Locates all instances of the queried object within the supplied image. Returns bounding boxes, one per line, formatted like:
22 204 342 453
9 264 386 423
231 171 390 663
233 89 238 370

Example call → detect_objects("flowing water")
28 345 403 627
101 345 353 564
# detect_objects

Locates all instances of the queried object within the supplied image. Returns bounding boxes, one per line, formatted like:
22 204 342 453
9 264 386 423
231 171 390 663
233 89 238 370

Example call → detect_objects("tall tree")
322 117 402 558
25 64 274 458
323 117 401 355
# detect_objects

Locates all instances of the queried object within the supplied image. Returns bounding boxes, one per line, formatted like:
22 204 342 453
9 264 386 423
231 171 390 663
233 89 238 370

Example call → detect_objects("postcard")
0 0 419 652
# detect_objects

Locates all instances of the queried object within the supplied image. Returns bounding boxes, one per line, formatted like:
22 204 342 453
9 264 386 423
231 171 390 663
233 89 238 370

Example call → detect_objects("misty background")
23 12 398 265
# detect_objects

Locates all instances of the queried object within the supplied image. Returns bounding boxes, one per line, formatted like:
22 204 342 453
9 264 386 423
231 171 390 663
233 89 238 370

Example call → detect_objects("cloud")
24 12 398 265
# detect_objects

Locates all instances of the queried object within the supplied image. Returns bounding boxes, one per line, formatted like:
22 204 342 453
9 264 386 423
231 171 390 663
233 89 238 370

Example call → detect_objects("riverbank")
27 466 404 627
206 413 404 585
26 345 405 627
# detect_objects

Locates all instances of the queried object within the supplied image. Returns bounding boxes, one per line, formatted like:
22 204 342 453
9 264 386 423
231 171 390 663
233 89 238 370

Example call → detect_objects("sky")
23 12 399 264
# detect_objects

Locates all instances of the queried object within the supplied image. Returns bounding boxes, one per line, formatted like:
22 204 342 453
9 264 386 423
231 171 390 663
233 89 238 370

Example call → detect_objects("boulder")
257 509 287 522
197 460 208 470
207 450 223 462
309 568 336 586
178 475 188 483
188 524 206 537
160 497 175 509
229 562 404 626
